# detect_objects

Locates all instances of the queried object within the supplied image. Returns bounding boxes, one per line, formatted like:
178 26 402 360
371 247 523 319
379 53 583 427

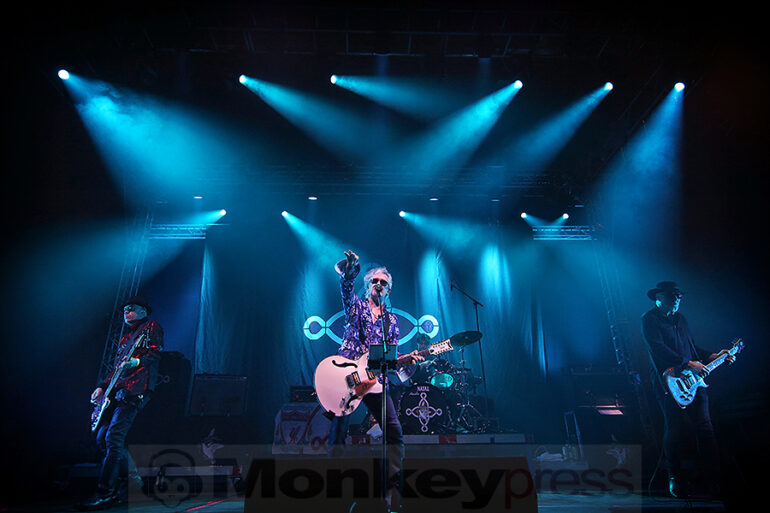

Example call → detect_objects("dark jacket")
100 319 164 397
641 307 712 391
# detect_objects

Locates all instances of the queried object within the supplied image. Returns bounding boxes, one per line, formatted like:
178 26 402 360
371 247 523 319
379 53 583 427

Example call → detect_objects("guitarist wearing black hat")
641 281 736 499
77 296 163 511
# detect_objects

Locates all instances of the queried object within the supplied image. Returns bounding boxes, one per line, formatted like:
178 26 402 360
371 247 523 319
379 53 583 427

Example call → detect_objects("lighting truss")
531 225 595 241
148 224 210 240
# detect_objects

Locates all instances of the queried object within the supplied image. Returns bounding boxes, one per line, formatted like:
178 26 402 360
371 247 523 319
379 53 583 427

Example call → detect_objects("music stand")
367 341 397 511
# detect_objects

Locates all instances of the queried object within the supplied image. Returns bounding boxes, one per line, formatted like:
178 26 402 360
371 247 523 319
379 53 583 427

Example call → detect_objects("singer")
328 250 422 511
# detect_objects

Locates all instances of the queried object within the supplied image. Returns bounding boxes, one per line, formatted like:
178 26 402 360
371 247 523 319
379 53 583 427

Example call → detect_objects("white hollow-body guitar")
662 338 744 409
314 338 454 417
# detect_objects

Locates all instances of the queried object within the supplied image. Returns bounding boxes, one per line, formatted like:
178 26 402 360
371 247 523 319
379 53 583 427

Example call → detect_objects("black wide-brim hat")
646 281 683 301
121 295 153 314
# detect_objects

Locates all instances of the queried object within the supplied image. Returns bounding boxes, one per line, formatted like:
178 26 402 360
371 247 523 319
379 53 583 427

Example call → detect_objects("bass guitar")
90 326 151 431
663 337 744 409
314 338 454 416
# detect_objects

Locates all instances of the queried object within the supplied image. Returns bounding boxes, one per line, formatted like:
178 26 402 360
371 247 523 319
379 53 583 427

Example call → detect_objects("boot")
75 487 120 511
668 473 688 499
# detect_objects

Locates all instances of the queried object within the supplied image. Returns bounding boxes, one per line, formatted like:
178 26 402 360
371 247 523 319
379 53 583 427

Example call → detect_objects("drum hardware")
395 330 492 434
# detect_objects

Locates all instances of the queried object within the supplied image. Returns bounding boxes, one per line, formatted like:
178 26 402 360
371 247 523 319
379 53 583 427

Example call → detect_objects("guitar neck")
705 345 739 373
416 338 452 358
104 330 148 395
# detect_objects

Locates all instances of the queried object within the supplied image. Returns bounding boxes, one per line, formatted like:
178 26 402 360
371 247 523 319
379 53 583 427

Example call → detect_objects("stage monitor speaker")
188 374 248 416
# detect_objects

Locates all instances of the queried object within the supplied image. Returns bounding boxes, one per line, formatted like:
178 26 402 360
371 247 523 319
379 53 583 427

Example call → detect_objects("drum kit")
395 331 487 434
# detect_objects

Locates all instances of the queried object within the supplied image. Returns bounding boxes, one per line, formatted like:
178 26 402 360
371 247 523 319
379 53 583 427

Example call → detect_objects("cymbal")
449 330 483 347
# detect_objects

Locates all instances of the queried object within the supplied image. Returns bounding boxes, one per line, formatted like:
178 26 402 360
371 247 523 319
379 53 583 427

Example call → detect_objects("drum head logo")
403 386 444 433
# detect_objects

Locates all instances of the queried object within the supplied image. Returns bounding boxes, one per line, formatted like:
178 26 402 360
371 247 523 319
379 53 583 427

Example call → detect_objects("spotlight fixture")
239 75 247 84
562 213 569 220
219 209 227 216
58 69 70 80
281 211 289 217
308 196 318 201
604 82 614 91
193 196 203 199
399 211 406 217
674 82 685 92
520 212 528 219
429 197 439 201
330 75 338 85
513 80 523 89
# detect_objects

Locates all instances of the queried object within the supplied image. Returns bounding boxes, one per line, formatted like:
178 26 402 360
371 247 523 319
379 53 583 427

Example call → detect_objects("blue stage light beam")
331 75 469 121
281 211 360 270
183 209 227 226
492 83 612 177
401 211 494 255
239 75 382 161
478 241 514 314
520 212 548 228
389 81 521 177
59 73 260 208
416 248 454 336
591 84 684 254
8 220 197 350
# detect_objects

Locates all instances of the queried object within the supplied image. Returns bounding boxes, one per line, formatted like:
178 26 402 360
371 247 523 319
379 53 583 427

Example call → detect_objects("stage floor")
2 492 728 513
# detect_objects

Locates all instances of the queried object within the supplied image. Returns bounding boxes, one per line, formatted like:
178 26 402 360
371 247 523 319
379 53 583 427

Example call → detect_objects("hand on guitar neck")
711 348 737 365
688 348 737 377
397 350 424 366
90 387 104 405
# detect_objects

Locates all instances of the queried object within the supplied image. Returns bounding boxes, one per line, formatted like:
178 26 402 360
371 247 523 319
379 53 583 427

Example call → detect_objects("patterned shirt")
337 265 400 360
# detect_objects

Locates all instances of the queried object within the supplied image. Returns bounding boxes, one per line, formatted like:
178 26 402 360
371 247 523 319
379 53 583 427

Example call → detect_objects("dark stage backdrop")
141 193 619 444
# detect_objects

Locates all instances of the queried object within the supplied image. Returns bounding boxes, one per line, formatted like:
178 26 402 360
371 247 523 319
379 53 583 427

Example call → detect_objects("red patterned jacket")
99 318 164 397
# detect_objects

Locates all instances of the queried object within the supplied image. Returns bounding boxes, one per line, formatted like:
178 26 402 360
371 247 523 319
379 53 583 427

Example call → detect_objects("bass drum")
398 384 452 434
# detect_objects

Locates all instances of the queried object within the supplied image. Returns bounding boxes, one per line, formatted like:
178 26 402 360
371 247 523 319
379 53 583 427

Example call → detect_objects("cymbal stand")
450 372 483 433
450 280 491 429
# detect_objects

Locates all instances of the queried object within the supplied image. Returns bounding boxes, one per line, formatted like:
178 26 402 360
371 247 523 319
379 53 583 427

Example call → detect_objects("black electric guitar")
662 338 744 409
90 326 151 431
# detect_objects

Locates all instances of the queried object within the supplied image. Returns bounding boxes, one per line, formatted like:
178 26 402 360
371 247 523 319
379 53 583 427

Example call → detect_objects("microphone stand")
450 280 490 431
373 288 392 512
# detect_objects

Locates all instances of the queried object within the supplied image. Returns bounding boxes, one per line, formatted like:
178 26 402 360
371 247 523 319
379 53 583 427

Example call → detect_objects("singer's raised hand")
344 250 359 269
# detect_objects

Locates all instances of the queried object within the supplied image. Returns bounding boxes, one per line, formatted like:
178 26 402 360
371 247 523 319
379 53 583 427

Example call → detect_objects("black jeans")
95 395 146 495
328 391 405 502
658 389 720 481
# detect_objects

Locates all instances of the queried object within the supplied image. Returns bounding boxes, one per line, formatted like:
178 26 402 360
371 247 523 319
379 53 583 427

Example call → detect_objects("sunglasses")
370 278 390 288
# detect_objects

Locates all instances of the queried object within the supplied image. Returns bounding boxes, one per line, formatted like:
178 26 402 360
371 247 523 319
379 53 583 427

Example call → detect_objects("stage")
2 491 729 513
3 4 768 513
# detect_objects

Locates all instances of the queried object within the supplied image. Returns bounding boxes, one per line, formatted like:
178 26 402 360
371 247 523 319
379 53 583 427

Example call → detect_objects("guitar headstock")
429 339 453 356
731 338 744 353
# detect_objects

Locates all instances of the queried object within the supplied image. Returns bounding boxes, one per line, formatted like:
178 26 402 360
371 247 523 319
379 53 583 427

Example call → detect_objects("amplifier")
289 386 316 403
188 374 248 416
